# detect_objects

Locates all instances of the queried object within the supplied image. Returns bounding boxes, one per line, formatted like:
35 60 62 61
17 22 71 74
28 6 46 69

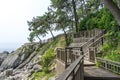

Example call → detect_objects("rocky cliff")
0 35 65 80
0 42 44 80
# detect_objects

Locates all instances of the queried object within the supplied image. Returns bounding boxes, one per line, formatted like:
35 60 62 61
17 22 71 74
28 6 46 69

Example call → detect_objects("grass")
29 71 56 80
29 35 66 80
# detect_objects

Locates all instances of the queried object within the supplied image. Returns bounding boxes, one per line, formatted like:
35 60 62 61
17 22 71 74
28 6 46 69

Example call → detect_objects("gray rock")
13 76 22 80
0 43 37 71
0 53 21 70
0 52 8 66
3 51 9 54
0 42 42 79
0 75 6 80
32 64 42 72
5 76 14 80
27 64 33 69
4 69 13 77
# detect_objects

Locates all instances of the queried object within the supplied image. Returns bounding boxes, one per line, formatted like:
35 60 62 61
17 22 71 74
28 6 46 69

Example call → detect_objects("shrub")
42 48 55 73
104 50 120 62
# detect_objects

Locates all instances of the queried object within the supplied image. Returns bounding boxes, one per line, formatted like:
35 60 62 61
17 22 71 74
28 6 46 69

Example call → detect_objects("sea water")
0 48 14 53
0 43 22 53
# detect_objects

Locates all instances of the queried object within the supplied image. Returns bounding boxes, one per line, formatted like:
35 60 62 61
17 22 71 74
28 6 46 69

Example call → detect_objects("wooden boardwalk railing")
96 57 120 75
73 28 103 38
56 48 66 64
56 47 83 68
56 28 105 80
56 53 86 80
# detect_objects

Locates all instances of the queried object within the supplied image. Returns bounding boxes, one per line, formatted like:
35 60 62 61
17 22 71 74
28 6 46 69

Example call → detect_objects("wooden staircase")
56 28 120 80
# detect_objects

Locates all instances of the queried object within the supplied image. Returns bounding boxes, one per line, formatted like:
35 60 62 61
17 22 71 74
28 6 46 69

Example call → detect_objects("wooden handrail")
96 57 120 74
81 30 104 47
56 48 66 63
73 28 103 38
56 53 88 80
56 56 83 80
56 29 105 80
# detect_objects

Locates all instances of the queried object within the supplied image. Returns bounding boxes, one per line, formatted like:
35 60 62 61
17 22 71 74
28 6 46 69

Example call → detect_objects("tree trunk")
36 35 42 45
48 27 55 40
62 26 68 46
102 0 120 26
72 0 79 32
118 0 120 8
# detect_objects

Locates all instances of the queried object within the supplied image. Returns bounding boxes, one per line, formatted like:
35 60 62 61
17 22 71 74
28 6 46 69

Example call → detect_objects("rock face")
0 51 9 66
0 53 21 70
0 43 40 71
0 42 43 80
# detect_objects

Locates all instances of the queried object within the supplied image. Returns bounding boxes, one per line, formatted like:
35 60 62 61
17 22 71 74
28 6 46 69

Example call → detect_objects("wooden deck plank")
84 60 95 66
84 66 120 78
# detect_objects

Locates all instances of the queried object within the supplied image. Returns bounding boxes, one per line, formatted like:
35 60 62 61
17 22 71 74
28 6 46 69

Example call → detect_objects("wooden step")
84 60 95 66
73 38 91 43
84 66 120 80
69 43 85 47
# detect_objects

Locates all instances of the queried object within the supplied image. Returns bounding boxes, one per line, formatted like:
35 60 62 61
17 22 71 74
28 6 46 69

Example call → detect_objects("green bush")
42 48 55 73
67 37 73 46
104 50 120 62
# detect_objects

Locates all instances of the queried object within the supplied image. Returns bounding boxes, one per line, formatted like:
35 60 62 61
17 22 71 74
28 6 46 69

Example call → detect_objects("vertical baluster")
80 59 84 80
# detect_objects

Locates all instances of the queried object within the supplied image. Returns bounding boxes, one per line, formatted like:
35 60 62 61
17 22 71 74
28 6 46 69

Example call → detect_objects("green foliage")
42 48 55 73
104 50 120 62
27 31 36 42
29 35 66 80
66 36 73 46
30 71 55 80
101 42 120 62
79 8 118 31
78 7 120 62
96 61 101 67
101 43 112 53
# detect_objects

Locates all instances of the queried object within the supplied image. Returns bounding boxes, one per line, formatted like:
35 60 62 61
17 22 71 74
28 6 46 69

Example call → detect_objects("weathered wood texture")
56 56 84 80
56 28 106 80
96 57 120 75
84 66 120 78
73 28 103 38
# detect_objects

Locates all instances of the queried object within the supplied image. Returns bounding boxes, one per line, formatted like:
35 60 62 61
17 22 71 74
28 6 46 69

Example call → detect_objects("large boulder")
0 42 42 80
0 52 9 66
0 75 6 80
32 64 42 72
4 69 13 77
0 53 21 71
19 43 40 62
0 42 40 71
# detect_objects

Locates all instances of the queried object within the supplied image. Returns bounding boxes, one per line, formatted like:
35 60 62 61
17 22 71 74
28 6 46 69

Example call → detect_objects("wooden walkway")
84 66 120 80
84 60 95 66
56 28 120 80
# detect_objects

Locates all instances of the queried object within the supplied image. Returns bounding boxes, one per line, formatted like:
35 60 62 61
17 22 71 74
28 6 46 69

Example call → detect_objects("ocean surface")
0 43 23 53
0 48 15 53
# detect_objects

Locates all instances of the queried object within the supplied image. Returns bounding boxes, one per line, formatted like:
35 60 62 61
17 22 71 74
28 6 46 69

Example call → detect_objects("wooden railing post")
65 48 67 68
80 47 83 55
92 38 94 47
96 57 120 74
81 59 84 80
72 70 75 80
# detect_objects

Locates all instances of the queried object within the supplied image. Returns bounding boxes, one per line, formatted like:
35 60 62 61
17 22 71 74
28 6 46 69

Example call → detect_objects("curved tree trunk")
36 35 42 44
102 0 120 26
48 27 55 40
72 0 79 32
61 26 69 46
